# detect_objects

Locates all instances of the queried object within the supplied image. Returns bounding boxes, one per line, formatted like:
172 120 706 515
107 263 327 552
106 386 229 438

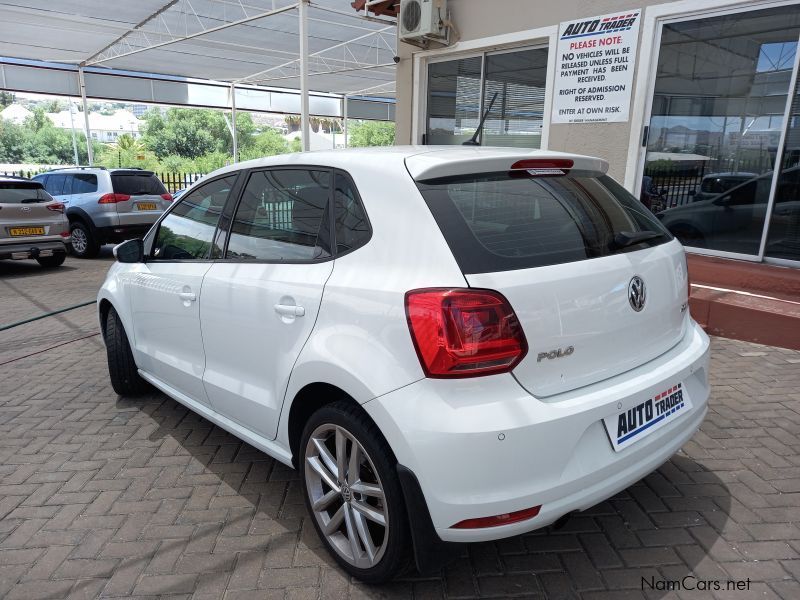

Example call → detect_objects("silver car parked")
33 167 172 258
0 176 69 267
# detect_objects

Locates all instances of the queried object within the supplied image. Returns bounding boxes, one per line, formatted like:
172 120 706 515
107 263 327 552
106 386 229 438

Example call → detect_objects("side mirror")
113 239 144 263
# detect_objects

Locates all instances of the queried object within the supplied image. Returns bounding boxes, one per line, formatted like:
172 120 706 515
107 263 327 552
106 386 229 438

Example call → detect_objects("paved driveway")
1 255 799 599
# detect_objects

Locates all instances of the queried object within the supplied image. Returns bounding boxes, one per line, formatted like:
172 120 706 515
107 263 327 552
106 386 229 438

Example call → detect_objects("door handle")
178 291 197 302
274 303 305 317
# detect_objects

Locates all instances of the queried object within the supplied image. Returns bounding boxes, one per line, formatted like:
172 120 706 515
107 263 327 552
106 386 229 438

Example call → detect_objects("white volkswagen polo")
98 147 710 582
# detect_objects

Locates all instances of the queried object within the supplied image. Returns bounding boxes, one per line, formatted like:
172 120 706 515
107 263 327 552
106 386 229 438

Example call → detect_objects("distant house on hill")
47 109 141 143
0 104 33 124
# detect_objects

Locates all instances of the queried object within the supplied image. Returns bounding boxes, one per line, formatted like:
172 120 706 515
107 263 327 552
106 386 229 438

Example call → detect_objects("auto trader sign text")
552 10 641 124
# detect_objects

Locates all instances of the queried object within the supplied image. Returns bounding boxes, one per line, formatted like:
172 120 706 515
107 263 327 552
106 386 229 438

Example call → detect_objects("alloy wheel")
71 227 87 254
304 424 388 569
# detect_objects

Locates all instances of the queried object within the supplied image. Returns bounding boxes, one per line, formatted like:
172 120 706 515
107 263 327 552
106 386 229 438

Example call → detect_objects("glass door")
764 39 800 263
640 5 800 258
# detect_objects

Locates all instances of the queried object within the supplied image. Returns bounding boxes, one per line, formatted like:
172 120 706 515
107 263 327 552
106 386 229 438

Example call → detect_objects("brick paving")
1 258 800 599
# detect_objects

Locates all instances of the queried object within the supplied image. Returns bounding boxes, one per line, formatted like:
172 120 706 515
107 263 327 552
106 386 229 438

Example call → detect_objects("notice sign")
552 10 641 123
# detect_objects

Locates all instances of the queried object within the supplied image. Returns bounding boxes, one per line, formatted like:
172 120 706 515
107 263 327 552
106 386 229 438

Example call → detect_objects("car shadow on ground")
117 386 733 599
0 260 79 279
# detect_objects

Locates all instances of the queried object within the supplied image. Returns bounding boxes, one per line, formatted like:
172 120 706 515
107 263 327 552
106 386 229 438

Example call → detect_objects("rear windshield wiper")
613 230 664 249
20 198 46 203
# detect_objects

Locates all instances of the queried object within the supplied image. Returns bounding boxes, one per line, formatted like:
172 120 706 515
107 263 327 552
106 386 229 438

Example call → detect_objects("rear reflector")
60 231 71 238
161 193 173 202
98 193 131 204
47 202 65 213
451 505 541 529
405 288 527 378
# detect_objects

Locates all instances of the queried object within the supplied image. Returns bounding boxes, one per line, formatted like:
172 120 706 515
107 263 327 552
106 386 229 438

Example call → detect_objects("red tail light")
451 505 541 529
98 193 131 204
60 231 71 238
47 202 65 213
161 193 173 202
405 288 527 378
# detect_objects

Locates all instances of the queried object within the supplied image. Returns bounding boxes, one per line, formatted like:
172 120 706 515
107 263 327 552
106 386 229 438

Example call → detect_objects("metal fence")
1 170 206 193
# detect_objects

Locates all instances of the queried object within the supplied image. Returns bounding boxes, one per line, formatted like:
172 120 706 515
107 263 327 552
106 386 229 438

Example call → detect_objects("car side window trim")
332 168 373 258
145 172 242 263
217 165 336 265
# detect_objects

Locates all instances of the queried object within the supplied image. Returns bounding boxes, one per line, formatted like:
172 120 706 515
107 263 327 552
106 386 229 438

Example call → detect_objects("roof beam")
85 1 299 66
235 25 393 84
82 0 182 66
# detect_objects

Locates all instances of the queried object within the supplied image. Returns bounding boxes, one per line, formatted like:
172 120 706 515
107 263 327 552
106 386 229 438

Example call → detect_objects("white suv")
98 147 710 582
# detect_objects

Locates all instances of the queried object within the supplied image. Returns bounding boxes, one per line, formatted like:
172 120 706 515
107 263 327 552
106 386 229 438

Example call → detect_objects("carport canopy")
0 0 398 154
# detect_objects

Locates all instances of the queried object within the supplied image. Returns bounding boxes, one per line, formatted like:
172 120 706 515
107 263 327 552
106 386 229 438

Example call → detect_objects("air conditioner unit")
399 0 446 41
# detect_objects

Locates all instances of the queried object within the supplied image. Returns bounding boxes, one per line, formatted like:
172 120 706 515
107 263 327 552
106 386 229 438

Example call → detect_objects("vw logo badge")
628 275 646 312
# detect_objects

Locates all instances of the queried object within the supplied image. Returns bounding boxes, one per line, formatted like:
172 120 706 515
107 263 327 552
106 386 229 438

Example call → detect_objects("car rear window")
0 181 53 204
111 172 167 196
416 171 673 274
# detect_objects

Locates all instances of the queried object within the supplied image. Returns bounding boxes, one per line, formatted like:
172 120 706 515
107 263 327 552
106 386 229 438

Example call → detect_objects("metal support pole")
299 0 310 152
78 66 93 165
343 94 348 148
68 100 79 165
230 83 238 162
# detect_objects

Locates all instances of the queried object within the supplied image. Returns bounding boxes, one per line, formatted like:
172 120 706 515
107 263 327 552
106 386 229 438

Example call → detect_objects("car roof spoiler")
406 148 608 182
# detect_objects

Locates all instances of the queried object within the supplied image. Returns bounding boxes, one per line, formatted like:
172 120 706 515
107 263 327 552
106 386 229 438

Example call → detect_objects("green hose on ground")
0 300 97 332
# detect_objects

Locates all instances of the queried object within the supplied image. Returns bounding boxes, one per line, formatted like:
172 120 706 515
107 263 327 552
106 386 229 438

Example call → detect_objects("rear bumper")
364 319 710 543
0 240 68 260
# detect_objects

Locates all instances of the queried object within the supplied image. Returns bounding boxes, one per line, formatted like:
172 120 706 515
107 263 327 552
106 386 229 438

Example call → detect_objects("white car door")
129 174 239 405
200 168 335 440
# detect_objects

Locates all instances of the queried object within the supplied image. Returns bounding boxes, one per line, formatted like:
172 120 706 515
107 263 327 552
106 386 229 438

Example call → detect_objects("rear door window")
44 174 67 196
416 172 673 274
72 174 98 194
225 169 332 261
112 171 167 196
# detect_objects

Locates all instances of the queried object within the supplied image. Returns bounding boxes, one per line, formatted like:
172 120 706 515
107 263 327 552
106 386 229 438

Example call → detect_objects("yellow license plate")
9 227 45 236
137 202 157 211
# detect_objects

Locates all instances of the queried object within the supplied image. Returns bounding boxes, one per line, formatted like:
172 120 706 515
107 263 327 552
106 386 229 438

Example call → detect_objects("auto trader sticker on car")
603 383 692 452
552 10 641 124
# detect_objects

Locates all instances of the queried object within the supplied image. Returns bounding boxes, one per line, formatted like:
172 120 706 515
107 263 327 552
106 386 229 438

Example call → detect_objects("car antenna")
462 92 498 146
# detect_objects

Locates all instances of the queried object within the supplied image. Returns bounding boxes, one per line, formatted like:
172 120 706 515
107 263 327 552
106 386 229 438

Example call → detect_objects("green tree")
239 128 289 160
142 108 217 159
348 120 395 147
0 91 16 109
0 119 28 162
141 108 256 160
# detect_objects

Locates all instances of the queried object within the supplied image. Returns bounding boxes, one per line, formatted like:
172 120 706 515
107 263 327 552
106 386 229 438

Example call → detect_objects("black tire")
104 307 149 396
36 253 66 268
300 401 410 583
70 221 100 258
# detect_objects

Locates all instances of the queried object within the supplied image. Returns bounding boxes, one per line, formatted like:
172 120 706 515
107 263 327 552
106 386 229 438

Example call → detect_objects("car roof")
205 146 608 182
702 172 758 178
